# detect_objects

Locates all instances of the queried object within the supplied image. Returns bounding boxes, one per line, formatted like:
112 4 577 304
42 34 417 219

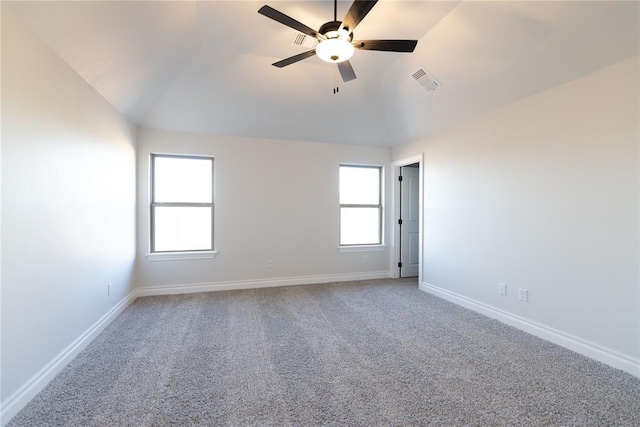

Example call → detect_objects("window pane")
340 166 380 205
154 157 212 203
154 206 212 251
340 207 380 245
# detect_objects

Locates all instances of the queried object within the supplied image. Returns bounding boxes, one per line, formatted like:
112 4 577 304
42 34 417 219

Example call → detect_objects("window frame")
339 164 384 247
149 153 215 255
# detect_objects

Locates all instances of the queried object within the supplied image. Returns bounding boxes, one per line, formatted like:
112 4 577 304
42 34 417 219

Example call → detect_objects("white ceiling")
7 1 639 146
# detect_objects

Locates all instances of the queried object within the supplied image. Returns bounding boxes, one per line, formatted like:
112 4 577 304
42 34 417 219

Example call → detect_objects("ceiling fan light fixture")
316 38 354 63
259 2 418 81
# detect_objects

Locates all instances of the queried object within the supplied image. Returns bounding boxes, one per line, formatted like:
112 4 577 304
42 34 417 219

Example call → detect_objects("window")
150 154 214 253
339 165 383 246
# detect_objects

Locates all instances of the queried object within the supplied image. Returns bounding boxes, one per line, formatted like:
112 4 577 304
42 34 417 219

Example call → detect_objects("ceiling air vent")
411 68 440 92
292 33 318 49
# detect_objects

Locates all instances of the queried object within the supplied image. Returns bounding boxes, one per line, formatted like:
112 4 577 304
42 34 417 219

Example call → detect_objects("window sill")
146 251 218 261
337 245 386 253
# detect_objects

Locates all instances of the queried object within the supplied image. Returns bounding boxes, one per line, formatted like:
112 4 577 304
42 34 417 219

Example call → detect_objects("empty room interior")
1 0 639 425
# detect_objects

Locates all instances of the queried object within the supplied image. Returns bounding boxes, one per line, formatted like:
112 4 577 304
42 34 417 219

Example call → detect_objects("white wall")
136 128 392 293
392 56 640 375
1 5 137 421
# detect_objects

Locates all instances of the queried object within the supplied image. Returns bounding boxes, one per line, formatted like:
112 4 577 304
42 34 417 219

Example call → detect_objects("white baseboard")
0 290 138 426
137 271 393 297
420 282 640 378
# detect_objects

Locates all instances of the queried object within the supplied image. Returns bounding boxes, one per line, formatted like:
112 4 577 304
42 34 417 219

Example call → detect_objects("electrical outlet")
363 254 369 264
519 288 528 302
498 283 507 296
108 282 112 296
267 260 274 269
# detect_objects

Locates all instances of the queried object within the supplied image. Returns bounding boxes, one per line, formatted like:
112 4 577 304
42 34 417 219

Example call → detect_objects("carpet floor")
8 278 640 426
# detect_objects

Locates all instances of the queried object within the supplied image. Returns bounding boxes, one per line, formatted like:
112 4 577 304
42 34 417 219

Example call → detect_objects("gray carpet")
8 278 640 426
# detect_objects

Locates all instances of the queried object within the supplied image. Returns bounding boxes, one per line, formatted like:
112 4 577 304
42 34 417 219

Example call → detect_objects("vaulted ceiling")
7 1 639 146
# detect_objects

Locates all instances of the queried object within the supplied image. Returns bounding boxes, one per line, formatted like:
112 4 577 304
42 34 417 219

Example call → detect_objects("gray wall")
393 56 640 372
136 128 392 293
1 5 137 412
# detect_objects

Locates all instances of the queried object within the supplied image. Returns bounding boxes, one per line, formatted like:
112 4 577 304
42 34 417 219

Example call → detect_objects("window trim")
339 164 383 247
146 250 218 261
149 153 215 255
337 244 385 253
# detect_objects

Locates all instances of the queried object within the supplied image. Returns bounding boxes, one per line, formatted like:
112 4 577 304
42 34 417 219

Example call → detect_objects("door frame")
391 154 424 285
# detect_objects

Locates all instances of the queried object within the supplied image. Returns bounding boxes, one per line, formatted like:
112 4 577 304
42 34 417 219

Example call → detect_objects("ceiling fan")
258 0 418 83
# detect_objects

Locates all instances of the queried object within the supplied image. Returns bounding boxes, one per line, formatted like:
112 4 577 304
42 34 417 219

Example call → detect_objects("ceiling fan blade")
258 5 317 37
272 50 317 68
353 40 418 52
341 0 378 32
338 60 357 82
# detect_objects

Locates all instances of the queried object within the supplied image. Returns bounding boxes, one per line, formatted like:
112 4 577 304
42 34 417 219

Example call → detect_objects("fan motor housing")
318 21 353 41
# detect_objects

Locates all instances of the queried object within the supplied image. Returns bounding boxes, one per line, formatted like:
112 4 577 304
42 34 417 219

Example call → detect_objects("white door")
400 165 420 277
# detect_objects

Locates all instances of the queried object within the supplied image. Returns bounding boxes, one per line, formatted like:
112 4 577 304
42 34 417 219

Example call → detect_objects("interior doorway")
392 154 423 283
399 163 420 277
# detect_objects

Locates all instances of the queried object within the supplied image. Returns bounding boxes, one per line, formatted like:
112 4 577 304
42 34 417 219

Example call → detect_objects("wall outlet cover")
498 283 507 296
519 288 528 302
